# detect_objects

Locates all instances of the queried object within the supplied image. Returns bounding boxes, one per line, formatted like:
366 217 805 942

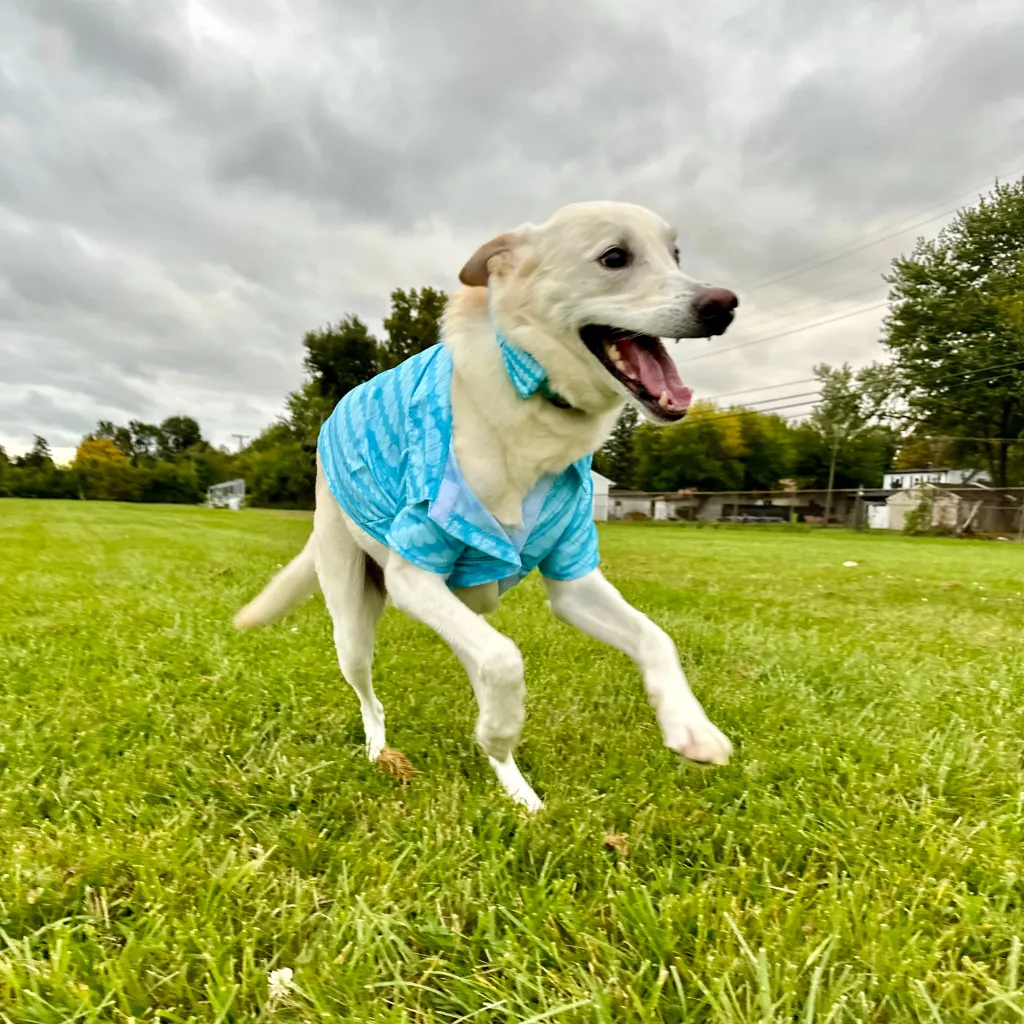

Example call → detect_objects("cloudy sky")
3 0 1023 461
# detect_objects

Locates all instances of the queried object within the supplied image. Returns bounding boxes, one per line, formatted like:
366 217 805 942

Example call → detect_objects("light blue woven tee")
318 340 600 593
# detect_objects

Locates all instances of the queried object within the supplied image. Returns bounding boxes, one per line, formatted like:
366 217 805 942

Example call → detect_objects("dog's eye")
598 246 631 269
673 247 680 265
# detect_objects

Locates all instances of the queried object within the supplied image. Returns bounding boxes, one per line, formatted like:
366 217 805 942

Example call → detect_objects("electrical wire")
745 282 889 328
695 161 1024 350
680 300 889 366
703 377 821 401
685 365 1023 430
739 163 1024 295
698 355 1023 408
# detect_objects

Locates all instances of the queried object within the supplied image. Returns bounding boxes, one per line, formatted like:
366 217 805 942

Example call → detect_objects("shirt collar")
496 331 572 409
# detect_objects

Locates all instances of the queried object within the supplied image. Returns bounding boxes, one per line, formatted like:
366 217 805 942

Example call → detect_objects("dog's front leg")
385 555 542 811
544 570 732 765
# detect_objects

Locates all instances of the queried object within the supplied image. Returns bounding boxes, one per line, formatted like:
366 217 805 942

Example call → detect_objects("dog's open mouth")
580 326 692 421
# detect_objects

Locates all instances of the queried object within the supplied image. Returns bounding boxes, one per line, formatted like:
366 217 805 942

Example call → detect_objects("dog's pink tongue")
620 340 692 406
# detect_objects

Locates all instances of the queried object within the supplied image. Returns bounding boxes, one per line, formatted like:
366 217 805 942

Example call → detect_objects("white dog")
235 201 738 810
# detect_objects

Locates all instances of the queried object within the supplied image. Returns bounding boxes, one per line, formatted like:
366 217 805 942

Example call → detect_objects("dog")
235 201 738 810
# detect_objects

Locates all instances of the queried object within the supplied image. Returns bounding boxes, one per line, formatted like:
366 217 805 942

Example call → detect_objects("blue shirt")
318 343 600 593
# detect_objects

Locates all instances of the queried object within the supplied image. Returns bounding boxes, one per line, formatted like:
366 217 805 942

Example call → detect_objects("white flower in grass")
267 967 295 1001
842 560 858 567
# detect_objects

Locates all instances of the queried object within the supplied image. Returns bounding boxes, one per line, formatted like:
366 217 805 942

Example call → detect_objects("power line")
740 162 1024 295
681 300 889 365
705 377 821 402
677 164 1024 367
750 265 888 317
909 435 1024 444
687 363 1023 430
712 388 822 408
676 404 820 428
698 355 1023 409
746 281 888 327
922 358 1024 388
712 167 1021 346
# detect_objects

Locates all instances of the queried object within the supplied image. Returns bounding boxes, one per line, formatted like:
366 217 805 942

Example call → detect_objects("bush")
903 492 934 535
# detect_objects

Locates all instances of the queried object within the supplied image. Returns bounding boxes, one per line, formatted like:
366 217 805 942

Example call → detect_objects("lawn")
2 499 1024 1023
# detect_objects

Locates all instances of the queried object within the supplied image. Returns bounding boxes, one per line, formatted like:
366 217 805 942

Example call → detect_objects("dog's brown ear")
458 232 518 287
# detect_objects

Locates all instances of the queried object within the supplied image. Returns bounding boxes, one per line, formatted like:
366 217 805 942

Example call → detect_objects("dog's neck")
444 287 621 526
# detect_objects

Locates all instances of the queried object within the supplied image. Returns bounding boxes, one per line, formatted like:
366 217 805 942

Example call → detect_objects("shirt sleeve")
386 502 465 578
538 475 601 582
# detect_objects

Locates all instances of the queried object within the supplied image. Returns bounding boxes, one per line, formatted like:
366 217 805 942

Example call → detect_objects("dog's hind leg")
314 469 388 761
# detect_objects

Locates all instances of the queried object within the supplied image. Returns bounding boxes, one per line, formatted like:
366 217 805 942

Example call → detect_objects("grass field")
2 499 1024 1023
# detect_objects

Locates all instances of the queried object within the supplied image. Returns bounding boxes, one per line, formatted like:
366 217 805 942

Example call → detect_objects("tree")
883 176 1024 487
285 380 335 451
594 406 639 487
15 436 53 469
791 422 897 489
303 316 381 407
739 411 795 490
810 362 899 521
93 420 135 459
381 287 447 369
633 402 748 492
157 416 203 459
129 421 164 463
74 437 128 465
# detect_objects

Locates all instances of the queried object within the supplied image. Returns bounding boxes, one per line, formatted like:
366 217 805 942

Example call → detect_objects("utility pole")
232 434 249 452
823 431 840 527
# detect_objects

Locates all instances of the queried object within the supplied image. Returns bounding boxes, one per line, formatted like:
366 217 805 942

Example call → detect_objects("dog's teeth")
608 344 621 362
659 390 671 409
614 359 634 378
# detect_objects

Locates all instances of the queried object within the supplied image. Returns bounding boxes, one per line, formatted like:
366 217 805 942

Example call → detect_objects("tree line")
3 178 1022 504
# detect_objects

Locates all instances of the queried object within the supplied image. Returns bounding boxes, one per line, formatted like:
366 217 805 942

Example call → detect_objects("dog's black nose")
694 287 739 336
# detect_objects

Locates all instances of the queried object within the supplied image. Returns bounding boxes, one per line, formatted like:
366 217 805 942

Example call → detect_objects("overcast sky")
3 0 1023 461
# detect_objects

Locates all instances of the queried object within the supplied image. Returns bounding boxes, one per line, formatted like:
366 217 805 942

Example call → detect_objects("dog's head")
459 201 737 423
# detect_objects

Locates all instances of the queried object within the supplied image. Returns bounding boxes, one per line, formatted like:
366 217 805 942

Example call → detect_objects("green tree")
303 316 381 406
380 287 447 369
633 403 748 492
15 435 53 469
94 420 135 460
594 406 639 488
237 424 316 509
739 411 795 490
157 416 203 460
883 177 1024 487
285 380 335 451
138 461 203 504
129 421 164 463
791 422 897 489
809 362 898 520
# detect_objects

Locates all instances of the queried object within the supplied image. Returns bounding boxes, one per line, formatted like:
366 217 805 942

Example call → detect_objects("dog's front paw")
662 715 733 765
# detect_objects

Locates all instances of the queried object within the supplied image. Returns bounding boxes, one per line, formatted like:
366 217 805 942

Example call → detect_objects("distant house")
590 470 614 521
882 467 989 490
609 492 658 520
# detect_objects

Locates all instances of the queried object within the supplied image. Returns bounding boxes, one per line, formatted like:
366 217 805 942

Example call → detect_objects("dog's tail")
234 536 320 629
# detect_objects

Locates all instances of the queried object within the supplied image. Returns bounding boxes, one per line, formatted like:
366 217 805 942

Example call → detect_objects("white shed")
886 483 962 532
590 470 614 521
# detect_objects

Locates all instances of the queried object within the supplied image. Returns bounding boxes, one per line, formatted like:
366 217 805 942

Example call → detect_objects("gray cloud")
2 0 1023 460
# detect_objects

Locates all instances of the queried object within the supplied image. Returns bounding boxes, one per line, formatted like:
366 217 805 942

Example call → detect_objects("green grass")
2 499 1024 1023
